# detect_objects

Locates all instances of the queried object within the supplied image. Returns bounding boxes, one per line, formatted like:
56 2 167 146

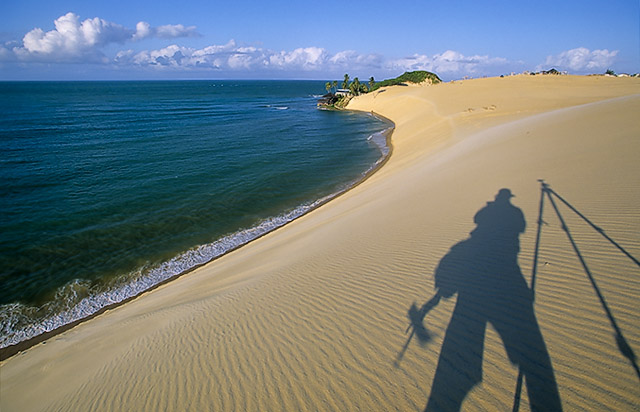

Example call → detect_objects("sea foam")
0 133 393 349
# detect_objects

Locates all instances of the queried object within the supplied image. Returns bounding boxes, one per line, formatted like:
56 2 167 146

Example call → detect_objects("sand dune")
2 75 639 411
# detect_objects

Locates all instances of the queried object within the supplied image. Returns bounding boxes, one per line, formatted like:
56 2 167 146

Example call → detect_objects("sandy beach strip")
2 75 639 411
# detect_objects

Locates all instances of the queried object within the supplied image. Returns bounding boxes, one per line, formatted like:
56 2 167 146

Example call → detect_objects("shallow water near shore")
0 80 389 348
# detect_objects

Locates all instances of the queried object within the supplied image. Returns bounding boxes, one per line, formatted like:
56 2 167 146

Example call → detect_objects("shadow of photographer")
415 189 562 412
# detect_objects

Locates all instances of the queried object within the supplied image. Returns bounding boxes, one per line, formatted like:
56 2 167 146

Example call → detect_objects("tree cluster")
326 74 376 96
320 71 441 109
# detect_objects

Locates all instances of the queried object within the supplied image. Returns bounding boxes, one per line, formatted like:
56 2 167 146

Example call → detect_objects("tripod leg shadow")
544 186 640 381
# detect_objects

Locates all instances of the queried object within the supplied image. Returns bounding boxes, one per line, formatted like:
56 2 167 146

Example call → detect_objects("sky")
1 0 638 81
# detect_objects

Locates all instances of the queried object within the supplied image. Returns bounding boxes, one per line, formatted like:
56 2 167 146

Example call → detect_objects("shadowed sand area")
2 75 640 411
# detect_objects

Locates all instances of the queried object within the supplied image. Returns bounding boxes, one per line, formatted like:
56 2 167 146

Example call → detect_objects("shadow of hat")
496 188 515 200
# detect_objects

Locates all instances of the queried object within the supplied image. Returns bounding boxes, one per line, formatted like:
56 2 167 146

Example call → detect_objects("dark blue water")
0 80 390 347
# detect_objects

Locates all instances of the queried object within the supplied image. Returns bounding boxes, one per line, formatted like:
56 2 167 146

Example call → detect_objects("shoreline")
2 75 639 411
0 117 396 361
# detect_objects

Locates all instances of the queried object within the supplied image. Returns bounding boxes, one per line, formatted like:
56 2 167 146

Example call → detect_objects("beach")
2 74 639 411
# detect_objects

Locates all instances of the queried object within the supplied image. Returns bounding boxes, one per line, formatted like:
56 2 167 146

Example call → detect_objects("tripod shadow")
422 189 562 411
543 184 640 381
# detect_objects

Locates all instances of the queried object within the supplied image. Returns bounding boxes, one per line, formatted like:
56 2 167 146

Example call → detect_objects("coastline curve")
0 114 395 360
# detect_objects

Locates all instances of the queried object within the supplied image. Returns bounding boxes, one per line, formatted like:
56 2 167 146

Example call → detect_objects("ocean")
0 80 390 348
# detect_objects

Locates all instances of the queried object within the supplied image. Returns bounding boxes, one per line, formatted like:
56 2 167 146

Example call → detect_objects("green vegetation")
342 73 350 90
349 77 369 96
318 70 441 109
369 70 442 91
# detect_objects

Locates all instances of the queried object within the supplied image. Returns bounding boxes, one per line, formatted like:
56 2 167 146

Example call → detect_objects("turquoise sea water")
0 81 390 347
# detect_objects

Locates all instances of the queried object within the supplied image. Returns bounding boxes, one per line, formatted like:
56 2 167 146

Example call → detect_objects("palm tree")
350 77 361 96
325 82 332 94
369 76 375 91
342 74 350 90
332 80 338 93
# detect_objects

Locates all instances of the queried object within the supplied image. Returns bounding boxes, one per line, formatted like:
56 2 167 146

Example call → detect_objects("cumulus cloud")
115 43 379 73
132 21 152 41
15 12 131 61
2 12 518 78
4 12 200 62
115 43 336 73
112 42 514 78
541 47 618 72
115 42 333 72
156 24 199 39
269 47 327 70
133 22 199 40
388 50 509 75
115 40 258 69
329 50 384 70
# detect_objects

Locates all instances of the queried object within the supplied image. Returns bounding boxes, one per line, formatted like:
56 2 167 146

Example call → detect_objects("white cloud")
114 42 514 77
132 22 199 41
115 40 265 69
132 22 152 41
269 47 328 70
1 13 519 78
329 50 384 70
4 12 200 63
542 47 618 72
388 50 508 75
97 41 518 79
115 42 333 72
156 24 199 39
17 12 131 61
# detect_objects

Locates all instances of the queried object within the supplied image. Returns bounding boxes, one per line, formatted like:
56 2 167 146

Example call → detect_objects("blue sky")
1 0 638 80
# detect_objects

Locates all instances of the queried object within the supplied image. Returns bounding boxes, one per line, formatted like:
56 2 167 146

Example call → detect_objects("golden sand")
2 75 639 411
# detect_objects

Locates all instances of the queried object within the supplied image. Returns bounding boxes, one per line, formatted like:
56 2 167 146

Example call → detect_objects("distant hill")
371 71 442 91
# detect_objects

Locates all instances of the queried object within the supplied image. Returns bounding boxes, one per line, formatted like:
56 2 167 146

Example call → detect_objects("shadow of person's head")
495 188 514 203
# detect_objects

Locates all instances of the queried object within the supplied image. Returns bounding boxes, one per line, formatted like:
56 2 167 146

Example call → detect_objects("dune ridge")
1 75 639 411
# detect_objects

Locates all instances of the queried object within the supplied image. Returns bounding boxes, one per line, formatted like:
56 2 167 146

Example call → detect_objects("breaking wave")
0 126 393 349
